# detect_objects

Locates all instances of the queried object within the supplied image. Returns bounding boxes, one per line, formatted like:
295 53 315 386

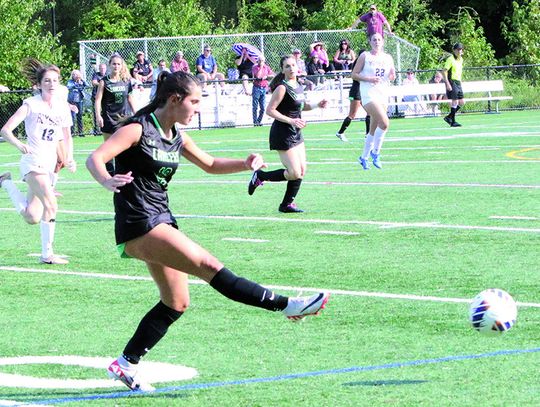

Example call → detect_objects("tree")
303 0 363 30
501 0 540 65
236 0 300 33
0 0 65 88
81 0 135 40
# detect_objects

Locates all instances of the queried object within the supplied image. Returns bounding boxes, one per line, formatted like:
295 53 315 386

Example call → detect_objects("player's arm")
94 80 104 127
0 104 30 154
351 53 367 82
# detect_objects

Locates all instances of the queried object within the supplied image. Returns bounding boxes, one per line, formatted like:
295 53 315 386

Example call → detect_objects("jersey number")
41 128 54 141
375 68 386 77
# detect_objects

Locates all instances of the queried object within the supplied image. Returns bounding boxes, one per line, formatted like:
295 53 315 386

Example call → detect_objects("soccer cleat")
283 292 330 321
278 203 304 213
451 121 462 127
358 157 370 170
0 171 12 187
443 116 453 126
40 255 69 265
248 171 264 195
335 132 348 142
370 151 382 169
107 358 155 392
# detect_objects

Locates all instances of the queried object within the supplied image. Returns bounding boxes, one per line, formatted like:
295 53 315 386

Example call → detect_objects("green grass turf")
0 110 539 405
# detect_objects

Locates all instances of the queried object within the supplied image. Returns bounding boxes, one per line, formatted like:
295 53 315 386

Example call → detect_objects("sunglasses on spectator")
204 48 211 52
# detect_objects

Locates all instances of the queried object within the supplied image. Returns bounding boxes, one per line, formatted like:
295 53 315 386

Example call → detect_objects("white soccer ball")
469 289 517 334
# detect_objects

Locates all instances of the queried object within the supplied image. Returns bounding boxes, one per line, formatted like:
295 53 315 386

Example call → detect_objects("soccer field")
0 111 539 406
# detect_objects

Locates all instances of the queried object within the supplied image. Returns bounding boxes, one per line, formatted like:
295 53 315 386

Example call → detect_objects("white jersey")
359 51 395 106
22 94 72 172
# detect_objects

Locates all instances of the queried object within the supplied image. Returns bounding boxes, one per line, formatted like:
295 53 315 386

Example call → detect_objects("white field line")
0 400 52 407
1 266 539 308
222 237 269 243
0 208 539 233
490 216 538 221
315 230 361 236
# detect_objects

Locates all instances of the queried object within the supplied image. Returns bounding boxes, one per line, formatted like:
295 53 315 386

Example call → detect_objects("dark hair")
133 71 200 118
269 55 294 92
21 58 60 86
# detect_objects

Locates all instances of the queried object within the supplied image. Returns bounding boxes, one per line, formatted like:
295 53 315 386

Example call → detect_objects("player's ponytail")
21 58 60 87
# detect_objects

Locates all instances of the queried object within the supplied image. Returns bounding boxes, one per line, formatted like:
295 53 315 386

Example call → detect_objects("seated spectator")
133 51 153 83
150 59 171 98
235 47 257 95
402 69 426 115
429 70 445 115
309 42 333 72
306 54 326 86
67 69 88 136
195 45 226 94
333 39 356 71
170 51 190 73
292 49 313 91
251 55 274 126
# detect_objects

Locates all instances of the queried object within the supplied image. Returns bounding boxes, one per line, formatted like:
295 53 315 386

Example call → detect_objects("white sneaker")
283 292 329 321
335 132 348 142
40 255 69 265
107 358 155 392
0 171 12 187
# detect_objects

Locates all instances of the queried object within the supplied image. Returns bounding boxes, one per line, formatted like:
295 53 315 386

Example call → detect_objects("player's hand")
372 76 382 84
67 160 77 173
96 116 104 128
291 118 306 129
102 171 133 193
18 143 31 154
318 99 329 108
245 153 267 171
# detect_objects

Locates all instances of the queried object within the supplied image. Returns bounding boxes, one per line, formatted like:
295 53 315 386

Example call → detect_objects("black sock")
122 301 183 364
281 179 302 206
257 168 286 182
449 107 457 121
209 267 288 311
338 116 352 134
365 115 371 134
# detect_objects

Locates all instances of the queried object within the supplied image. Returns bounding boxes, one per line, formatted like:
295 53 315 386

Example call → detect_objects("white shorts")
360 83 389 108
20 153 55 181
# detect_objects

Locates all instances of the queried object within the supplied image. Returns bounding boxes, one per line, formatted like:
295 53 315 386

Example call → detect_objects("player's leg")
277 144 305 212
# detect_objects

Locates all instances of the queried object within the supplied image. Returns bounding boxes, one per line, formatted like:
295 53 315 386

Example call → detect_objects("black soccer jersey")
101 75 133 130
114 113 184 244
269 80 306 150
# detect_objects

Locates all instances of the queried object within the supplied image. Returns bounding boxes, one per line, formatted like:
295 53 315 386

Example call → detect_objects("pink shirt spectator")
252 63 274 88
170 51 190 73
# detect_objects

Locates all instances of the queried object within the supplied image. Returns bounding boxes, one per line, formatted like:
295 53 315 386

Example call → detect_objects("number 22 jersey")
359 51 395 106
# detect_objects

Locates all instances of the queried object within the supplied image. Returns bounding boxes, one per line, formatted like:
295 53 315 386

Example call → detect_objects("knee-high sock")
123 301 183 364
40 219 56 258
1 179 27 213
281 179 302 206
338 116 352 134
257 168 286 182
210 267 288 311
372 127 387 155
361 133 375 159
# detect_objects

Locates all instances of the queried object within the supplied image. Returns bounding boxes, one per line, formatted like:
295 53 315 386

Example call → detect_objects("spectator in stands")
306 54 326 87
429 70 445 115
67 69 88 136
401 69 426 115
291 49 313 91
151 59 170 99
133 51 153 84
235 47 257 95
333 39 356 71
170 51 190 73
350 4 393 37
251 55 274 126
309 42 333 72
195 45 226 95
91 63 107 135
442 42 465 127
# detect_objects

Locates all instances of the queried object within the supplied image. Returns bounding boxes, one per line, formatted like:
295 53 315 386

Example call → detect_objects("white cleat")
107 358 155 392
40 255 69 265
283 292 329 321
335 132 348 142
0 171 12 187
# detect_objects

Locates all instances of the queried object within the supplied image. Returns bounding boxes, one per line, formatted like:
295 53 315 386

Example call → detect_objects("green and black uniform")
443 54 463 100
114 113 182 251
100 75 133 134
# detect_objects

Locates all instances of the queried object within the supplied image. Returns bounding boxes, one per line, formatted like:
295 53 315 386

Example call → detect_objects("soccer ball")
469 289 517 334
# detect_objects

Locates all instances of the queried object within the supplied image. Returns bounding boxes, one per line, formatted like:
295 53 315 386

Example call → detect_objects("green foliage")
303 0 364 30
236 0 299 33
445 7 497 68
81 0 135 40
501 0 540 65
0 0 66 88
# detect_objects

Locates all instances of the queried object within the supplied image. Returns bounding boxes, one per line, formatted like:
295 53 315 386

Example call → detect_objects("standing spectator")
94 54 136 175
195 45 226 95
66 69 88 136
429 70 445 115
309 42 333 72
352 33 396 170
91 63 107 135
235 47 257 95
247 55 328 213
133 51 153 84
251 55 274 126
291 49 313 91
86 71 329 391
442 43 465 127
335 55 371 142
333 39 356 71
0 58 75 265
150 59 170 99
170 51 190 73
350 4 393 37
